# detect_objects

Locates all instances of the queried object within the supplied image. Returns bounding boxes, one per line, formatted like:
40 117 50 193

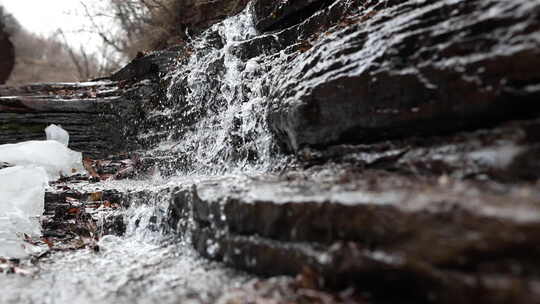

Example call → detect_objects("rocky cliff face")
151 0 540 302
261 0 540 151
132 0 540 173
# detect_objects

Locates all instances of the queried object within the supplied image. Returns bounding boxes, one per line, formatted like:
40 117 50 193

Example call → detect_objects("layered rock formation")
160 0 540 302
263 0 540 151
0 82 139 157
0 48 175 157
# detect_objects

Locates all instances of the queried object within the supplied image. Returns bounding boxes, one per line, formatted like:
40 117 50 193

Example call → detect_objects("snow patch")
0 166 48 258
0 126 86 257
45 124 70 147
0 140 85 180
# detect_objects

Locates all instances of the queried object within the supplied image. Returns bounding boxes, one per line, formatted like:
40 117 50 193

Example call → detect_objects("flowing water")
0 176 258 303
0 207 250 304
143 8 283 175
0 6 295 302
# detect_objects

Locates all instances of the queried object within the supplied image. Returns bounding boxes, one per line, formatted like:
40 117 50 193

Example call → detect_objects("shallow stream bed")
0 237 251 304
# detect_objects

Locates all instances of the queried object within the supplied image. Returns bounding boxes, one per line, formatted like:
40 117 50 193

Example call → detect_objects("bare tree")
75 0 185 60
8 27 104 83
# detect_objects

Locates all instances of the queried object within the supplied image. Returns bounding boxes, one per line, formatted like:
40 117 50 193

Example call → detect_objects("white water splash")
143 7 286 175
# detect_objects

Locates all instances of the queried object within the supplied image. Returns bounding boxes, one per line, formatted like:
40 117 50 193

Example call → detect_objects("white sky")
0 0 103 51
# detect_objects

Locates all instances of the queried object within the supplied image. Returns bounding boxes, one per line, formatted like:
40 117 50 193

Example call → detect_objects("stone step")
159 169 540 303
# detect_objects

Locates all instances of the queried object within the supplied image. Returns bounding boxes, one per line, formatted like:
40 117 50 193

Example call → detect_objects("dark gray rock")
267 0 540 151
155 0 250 47
298 118 540 181
1 0 540 302
251 0 335 32
0 15 14 84
232 0 354 61
0 81 149 157
163 171 540 303
108 48 179 81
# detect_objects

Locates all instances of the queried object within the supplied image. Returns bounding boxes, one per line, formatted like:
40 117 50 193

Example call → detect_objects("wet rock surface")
107 47 179 82
267 0 540 151
252 0 335 32
162 167 540 303
0 79 162 157
164 0 250 44
300 118 540 181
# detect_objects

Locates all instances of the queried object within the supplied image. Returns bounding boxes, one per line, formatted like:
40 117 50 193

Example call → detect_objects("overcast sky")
0 0 103 51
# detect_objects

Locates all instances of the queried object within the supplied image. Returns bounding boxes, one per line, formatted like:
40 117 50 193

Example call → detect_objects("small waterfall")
142 7 286 175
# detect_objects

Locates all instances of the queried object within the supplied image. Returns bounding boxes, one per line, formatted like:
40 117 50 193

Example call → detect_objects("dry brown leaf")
99 174 113 181
296 266 320 290
83 158 100 178
90 192 103 201
67 207 80 214
42 238 54 248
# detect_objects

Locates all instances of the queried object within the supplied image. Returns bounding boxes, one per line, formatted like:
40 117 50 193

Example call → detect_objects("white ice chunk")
0 166 48 258
45 124 70 146
0 140 85 180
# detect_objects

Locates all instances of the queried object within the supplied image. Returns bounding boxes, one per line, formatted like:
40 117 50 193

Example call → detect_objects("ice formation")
0 166 48 257
45 124 70 147
0 140 84 180
0 126 85 257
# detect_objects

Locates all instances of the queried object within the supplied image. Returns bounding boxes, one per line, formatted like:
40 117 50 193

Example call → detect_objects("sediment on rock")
41 185 125 253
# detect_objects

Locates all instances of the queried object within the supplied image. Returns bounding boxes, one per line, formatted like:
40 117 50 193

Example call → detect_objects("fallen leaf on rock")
100 174 113 181
23 233 38 245
67 207 80 214
298 41 313 53
296 266 321 290
42 238 54 249
90 192 103 201
83 158 100 178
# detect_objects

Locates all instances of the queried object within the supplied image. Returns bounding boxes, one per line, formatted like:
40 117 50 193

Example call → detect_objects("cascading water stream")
0 1 362 301
0 7 283 302
142 6 289 175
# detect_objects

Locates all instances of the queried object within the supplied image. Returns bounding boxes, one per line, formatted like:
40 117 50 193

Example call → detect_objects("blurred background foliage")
0 0 186 84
